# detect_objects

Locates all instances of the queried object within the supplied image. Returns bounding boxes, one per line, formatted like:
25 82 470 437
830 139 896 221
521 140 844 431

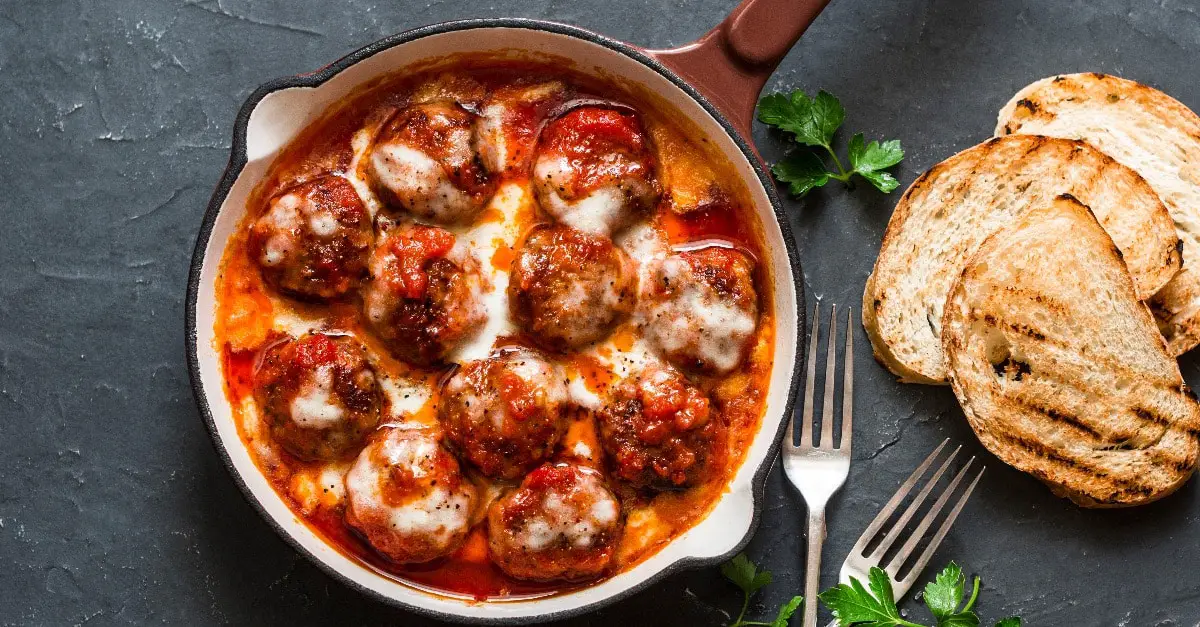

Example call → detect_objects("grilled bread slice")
943 195 1200 507
864 134 1180 384
997 73 1200 355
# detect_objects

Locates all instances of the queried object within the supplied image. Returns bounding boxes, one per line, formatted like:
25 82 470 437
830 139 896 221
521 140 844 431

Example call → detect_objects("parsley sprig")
720 554 1021 627
721 554 804 627
757 89 904 197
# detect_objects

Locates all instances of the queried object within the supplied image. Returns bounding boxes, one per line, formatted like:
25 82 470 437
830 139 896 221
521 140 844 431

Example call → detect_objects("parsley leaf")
924 563 966 619
771 596 805 627
819 567 912 625
722 553 773 597
993 619 1021 627
721 553 799 627
848 133 904 193
757 89 903 197
771 151 831 198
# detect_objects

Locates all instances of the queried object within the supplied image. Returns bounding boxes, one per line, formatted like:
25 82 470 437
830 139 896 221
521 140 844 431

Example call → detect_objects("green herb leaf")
924 563 966 619
757 89 903 198
771 596 805 627
868 566 899 611
771 151 831 198
818 570 905 625
757 89 844 148
722 553 773 596
809 90 846 147
858 169 901 193
993 618 1022 627
848 134 905 174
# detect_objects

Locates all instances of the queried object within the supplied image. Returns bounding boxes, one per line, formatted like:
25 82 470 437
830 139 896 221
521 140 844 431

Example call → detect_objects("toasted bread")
864 134 1181 384
943 195 1200 507
997 73 1200 355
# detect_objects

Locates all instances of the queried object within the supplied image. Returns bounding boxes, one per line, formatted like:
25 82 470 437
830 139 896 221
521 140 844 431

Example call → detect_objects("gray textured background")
4 0 1200 625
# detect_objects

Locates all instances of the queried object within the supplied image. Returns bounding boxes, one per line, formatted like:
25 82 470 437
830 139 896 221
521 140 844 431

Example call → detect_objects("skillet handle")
644 0 832 152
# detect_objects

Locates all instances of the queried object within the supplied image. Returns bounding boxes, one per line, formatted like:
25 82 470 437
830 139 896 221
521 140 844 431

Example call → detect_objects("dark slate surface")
4 0 1200 624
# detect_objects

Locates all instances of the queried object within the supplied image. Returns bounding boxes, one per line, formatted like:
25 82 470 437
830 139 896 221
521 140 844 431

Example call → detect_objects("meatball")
474 81 568 174
596 365 719 489
439 348 570 479
247 176 372 300
508 224 635 351
253 332 381 461
367 101 498 224
361 222 486 366
639 246 758 374
344 427 477 564
532 107 659 236
487 463 622 582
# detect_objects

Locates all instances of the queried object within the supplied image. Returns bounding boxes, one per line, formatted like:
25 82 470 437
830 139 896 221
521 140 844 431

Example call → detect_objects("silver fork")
824 440 986 626
782 303 853 627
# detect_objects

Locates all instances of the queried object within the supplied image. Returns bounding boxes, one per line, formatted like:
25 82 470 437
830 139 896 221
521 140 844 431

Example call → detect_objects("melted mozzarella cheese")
289 365 345 429
445 183 525 364
377 374 432 419
641 256 756 373
346 128 384 219
345 432 473 542
513 473 617 551
368 143 474 222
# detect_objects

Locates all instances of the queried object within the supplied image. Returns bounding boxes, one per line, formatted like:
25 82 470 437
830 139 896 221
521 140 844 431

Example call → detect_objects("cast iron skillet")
186 0 828 621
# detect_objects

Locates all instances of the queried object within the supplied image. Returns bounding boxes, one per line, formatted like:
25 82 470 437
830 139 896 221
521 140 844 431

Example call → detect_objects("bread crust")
942 195 1200 507
865 135 1180 383
997 72 1200 355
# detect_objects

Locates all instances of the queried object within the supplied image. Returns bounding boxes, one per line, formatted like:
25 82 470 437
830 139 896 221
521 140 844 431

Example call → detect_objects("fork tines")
849 439 986 587
797 302 854 450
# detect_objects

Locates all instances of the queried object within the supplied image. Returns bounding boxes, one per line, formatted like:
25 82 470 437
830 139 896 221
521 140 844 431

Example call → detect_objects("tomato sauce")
213 55 776 601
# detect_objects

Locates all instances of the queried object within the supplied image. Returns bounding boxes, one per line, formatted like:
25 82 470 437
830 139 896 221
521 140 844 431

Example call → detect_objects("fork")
782 302 853 627
823 440 986 626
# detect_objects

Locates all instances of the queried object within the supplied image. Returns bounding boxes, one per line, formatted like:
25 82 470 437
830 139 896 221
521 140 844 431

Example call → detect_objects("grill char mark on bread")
997 72 1200 355
942 195 1200 507
864 134 1181 383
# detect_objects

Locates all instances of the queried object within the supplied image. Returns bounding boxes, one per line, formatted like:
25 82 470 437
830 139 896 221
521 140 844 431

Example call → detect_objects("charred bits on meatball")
596 364 721 489
253 332 381 461
248 176 372 301
344 427 477 564
487 463 622 582
638 246 758 374
532 106 659 236
361 223 486 366
508 224 635 352
438 348 569 480
367 101 498 225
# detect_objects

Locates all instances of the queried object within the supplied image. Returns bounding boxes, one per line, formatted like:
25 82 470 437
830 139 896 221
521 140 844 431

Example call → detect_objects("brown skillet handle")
644 0 832 155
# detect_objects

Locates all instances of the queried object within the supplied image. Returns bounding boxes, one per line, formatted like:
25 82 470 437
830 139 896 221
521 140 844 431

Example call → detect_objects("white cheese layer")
345 431 473 544
289 365 345 429
514 472 619 551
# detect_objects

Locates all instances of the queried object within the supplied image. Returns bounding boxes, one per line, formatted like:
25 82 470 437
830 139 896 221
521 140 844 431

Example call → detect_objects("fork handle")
802 505 827 627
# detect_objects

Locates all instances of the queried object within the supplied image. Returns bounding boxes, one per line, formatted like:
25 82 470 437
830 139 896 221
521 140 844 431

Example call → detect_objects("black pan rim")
184 17 807 625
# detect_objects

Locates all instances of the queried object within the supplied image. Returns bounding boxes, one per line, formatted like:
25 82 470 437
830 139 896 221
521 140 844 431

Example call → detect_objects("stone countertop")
3 0 1200 624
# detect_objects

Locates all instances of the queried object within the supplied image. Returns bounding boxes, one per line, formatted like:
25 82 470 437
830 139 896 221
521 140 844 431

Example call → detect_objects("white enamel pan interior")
186 19 804 624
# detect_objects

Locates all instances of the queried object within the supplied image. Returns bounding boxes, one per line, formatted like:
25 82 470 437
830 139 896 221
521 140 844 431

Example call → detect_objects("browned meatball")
596 364 721 489
639 246 758 374
508 224 635 351
439 348 569 479
344 427 477 564
487 463 622 582
361 222 486 366
532 106 659 236
253 332 381 461
367 101 498 224
248 176 372 300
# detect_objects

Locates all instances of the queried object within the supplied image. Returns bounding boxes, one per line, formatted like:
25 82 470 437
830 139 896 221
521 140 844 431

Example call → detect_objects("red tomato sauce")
213 56 776 601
